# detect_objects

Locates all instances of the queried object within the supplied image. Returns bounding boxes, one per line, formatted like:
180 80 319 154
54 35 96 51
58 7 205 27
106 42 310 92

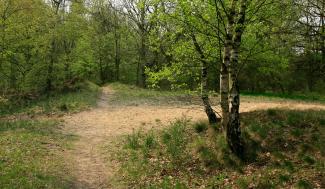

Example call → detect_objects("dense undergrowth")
0 81 100 116
115 109 325 188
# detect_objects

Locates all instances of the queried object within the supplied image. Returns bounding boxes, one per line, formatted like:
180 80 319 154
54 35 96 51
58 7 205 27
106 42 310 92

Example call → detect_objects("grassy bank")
109 83 197 106
0 81 100 116
0 120 75 189
110 83 325 106
0 81 100 188
242 92 325 104
114 109 325 188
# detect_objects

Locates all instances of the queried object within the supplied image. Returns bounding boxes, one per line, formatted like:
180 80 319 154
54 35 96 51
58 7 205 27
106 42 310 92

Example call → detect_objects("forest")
0 0 324 188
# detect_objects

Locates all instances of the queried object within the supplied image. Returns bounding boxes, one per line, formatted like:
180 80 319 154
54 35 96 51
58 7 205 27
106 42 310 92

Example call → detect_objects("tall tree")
226 0 247 158
123 0 152 87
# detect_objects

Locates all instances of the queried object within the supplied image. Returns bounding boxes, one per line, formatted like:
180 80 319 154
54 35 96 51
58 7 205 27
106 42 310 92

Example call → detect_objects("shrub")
236 178 249 189
162 119 188 163
267 109 277 116
193 120 208 133
296 179 314 189
126 131 142 150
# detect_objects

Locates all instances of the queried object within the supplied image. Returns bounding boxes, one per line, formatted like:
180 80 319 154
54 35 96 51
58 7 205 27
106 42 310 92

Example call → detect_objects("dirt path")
63 86 325 188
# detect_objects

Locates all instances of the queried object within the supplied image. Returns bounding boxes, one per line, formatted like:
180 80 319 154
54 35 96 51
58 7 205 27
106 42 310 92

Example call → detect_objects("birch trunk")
220 0 237 129
191 34 218 124
202 63 218 124
227 0 247 159
137 3 147 88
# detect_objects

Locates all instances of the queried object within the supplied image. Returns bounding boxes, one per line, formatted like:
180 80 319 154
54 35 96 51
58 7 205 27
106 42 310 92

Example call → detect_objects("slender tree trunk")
46 1 61 92
46 41 55 92
9 56 16 90
138 32 146 88
136 59 140 86
307 74 314 92
137 3 147 88
227 0 247 159
220 0 238 130
202 63 219 124
220 48 230 129
114 11 120 82
191 33 218 124
115 36 120 81
99 57 105 83
228 47 244 158
46 59 53 91
321 1 324 72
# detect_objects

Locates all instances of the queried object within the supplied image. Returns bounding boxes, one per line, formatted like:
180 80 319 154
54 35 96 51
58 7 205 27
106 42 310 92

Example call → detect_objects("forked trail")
63 86 325 188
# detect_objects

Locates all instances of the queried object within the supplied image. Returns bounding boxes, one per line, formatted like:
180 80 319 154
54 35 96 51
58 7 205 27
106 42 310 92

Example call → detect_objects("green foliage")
196 143 220 168
267 109 277 116
193 120 208 133
0 81 100 116
296 179 314 189
301 155 316 165
278 174 291 184
162 119 189 163
207 173 229 188
242 92 325 103
126 131 142 150
0 0 139 98
110 82 195 106
236 178 249 189
144 132 157 149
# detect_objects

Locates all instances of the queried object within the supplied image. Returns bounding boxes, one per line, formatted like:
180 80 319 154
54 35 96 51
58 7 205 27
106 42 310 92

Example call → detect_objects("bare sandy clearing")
63 86 325 188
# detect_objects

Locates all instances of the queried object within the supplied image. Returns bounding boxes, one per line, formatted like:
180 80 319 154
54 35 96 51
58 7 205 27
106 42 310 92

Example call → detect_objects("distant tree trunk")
191 33 219 124
136 59 140 86
9 60 16 90
99 57 105 83
227 0 247 159
114 35 120 81
319 0 324 77
307 74 314 92
46 41 55 92
114 11 120 82
138 31 146 88
46 1 61 92
136 5 147 88
123 0 151 87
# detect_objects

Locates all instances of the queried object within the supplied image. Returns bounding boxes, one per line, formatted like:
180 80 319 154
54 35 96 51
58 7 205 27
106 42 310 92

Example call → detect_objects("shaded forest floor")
1 83 325 188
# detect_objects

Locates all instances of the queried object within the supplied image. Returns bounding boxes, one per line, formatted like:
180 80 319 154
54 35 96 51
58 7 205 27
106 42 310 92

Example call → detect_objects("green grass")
0 120 75 189
193 120 209 133
0 81 99 188
242 91 325 103
0 81 100 116
111 83 325 107
114 109 325 188
109 83 197 106
110 83 325 106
